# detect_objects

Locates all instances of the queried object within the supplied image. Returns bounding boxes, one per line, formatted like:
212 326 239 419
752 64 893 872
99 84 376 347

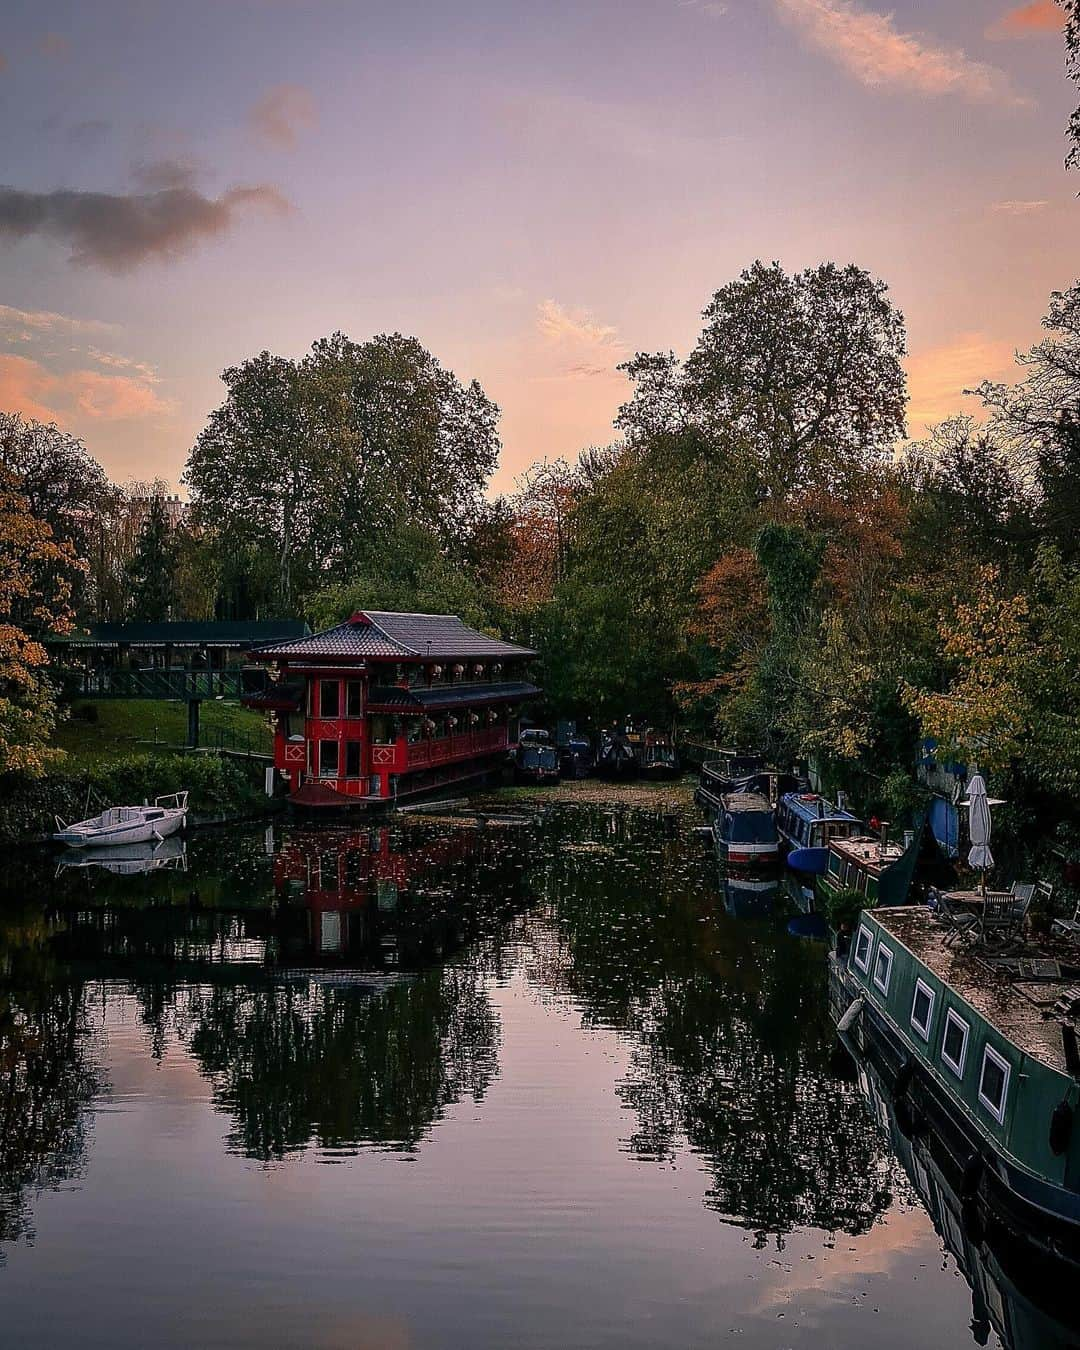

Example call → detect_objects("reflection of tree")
180 955 499 1160
526 803 899 1241
0 905 100 1256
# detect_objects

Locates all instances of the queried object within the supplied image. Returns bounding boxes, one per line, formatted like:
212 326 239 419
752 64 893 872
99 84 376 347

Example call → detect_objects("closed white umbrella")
966 771 994 892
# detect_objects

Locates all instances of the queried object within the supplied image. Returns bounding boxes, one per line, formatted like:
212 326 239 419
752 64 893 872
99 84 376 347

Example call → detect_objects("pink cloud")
250 84 317 149
0 353 175 428
905 333 1016 433
986 1 1062 40
775 0 1027 105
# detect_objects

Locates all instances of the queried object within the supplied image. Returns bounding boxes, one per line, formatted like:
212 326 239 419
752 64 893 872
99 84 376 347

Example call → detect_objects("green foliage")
127 495 175 621
876 771 931 827
824 887 870 932
0 752 263 844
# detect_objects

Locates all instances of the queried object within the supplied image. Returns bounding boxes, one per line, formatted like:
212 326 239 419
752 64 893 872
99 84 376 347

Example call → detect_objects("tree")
0 415 108 620
127 494 175 621
618 262 907 500
1067 0 1079 167
0 469 81 776
184 334 500 615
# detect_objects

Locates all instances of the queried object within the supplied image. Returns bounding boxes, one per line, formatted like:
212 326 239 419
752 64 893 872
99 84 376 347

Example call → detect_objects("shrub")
824 886 870 932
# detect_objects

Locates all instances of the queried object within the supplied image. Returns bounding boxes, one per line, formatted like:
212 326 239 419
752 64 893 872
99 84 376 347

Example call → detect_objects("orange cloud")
905 333 1016 434
775 0 1027 105
0 353 175 428
250 84 317 149
535 299 626 379
986 0 1062 39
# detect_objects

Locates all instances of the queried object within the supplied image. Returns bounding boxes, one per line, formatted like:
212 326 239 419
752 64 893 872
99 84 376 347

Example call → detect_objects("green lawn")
53 699 273 766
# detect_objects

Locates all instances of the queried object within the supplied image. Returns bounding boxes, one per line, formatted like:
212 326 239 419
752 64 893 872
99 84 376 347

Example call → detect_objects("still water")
0 799 1072 1349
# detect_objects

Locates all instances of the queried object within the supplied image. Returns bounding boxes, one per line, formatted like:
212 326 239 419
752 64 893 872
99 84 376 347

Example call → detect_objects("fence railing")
55 666 271 701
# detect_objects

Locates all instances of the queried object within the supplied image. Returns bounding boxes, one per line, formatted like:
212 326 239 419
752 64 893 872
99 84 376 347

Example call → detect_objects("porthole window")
941 1009 970 1079
872 944 893 995
910 978 935 1041
853 924 873 973
978 1045 1011 1125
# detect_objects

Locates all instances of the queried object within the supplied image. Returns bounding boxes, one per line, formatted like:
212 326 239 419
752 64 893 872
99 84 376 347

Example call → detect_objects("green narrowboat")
832 905 1080 1260
814 822 923 912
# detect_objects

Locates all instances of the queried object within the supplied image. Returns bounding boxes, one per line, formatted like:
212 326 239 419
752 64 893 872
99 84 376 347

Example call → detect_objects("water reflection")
851 1047 1079 1349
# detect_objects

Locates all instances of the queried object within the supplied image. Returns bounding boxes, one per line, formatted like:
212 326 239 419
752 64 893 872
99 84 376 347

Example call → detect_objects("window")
978 1045 1011 1124
318 739 339 778
346 680 363 718
910 979 935 1041
344 741 362 778
828 853 841 877
941 1009 970 1078
319 680 340 719
370 715 394 745
853 924 873 973
872 944 893 995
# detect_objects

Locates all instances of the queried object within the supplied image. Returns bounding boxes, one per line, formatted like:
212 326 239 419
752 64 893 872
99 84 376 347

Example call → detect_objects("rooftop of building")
253 610 538 663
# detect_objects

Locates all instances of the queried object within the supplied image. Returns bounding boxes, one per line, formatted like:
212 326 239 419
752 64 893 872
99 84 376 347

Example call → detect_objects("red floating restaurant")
243 610 540 808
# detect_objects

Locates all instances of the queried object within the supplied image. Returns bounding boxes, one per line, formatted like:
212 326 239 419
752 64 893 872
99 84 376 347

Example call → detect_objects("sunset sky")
0 0 1075 494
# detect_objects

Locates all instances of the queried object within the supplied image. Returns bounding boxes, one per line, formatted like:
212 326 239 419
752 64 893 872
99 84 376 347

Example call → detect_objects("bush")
0 752 264 843
824 885 870 932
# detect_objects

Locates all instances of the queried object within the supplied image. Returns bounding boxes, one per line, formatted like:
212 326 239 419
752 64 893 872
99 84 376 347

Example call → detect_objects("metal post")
187 698 201 749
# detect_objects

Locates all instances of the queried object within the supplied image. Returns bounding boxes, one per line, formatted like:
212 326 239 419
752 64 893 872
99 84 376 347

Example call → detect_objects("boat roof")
831 834 906 876
869 906 1080 1076
781 792 860 826
720 792 772 813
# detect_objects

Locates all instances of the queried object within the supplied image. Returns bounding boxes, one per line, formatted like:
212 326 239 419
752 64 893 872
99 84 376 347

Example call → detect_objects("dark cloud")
0 181 290 272
67 120 112 149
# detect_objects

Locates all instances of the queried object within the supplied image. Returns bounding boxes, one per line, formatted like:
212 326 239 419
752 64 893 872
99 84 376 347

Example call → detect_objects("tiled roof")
255 611 537 662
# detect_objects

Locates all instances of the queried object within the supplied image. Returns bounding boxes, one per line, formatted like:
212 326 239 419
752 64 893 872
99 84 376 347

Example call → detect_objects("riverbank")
473 775 697 811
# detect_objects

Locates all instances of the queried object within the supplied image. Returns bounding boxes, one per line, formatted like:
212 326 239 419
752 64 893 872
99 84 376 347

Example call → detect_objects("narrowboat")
814 821 924 912
777 791 862 875
596 727 638 778
842 1030 1080 1347
694 758 801 820
513 728 560 784
833 904 1080 1260
712 791 779 870
558 734 593 780
637 728 679 778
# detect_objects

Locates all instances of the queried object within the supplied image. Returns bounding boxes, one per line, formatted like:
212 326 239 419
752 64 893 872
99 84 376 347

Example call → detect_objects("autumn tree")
0 469 82 775
1067 0 1079 166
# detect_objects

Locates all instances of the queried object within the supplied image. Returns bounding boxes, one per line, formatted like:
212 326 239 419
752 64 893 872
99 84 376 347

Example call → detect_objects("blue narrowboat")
513 728 560 784
776 790 863 875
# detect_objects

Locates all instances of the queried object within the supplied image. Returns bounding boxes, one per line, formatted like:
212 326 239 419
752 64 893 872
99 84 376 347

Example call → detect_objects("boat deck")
832 835 907 879
872 906 1080 1074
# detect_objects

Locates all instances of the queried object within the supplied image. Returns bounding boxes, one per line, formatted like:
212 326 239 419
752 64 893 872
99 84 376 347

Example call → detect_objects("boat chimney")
836 790 846 812
879 820 890 851
903 829 914 851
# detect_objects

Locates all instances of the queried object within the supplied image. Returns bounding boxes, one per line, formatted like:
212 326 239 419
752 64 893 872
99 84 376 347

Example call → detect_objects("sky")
0 0 1075 495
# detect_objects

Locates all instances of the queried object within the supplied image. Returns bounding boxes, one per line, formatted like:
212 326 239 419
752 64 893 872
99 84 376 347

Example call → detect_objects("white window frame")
872 943 894 995
941 1009 970 1079
977 1044 1011 1125
910 978 935 1041
853 923 873 973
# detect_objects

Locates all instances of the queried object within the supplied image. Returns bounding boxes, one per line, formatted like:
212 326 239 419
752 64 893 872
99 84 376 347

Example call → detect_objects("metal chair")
978 892 1032 950
935 890 979 947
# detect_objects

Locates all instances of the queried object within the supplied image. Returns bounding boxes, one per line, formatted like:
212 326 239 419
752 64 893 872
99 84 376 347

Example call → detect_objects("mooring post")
187 697 201 749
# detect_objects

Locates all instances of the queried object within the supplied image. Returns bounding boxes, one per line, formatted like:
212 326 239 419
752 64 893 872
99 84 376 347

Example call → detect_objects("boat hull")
54 811 186 848
831 955 1080 1256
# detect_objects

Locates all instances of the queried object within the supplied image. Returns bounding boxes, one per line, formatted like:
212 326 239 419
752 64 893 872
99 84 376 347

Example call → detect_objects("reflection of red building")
245 610 539 808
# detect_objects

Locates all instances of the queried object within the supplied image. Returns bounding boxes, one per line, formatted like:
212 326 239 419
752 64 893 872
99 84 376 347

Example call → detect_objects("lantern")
469 712 480 726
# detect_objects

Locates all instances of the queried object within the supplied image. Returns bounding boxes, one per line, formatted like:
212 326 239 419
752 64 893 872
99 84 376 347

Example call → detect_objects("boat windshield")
727 812 776 844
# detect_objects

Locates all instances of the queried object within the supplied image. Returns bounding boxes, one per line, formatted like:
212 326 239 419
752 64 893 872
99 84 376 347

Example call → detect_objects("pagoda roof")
254 611 537 663
366 681 540 712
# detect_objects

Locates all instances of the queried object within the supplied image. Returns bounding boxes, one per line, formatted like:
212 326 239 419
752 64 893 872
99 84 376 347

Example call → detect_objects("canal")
0 795 1071 1348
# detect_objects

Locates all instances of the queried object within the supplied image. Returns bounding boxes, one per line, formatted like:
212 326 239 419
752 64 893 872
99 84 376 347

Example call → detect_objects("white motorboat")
54 834 188 875
53 791 188 848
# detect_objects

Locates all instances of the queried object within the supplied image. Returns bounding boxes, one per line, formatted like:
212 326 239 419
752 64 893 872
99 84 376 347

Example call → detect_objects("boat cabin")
714 791 779 868
244 610 539 807
840 906 1080 1234
778 792 861 852
817 825 922 908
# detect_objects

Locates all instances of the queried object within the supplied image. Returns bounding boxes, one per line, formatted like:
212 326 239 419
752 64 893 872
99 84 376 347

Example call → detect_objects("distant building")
244 610 540 808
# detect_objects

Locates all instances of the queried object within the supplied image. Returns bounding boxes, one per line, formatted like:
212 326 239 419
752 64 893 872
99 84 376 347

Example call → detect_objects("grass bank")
54 699 272 766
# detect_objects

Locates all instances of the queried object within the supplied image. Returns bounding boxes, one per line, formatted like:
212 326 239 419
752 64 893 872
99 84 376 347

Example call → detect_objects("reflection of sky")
1 972 982 1350
0 0 1074 492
